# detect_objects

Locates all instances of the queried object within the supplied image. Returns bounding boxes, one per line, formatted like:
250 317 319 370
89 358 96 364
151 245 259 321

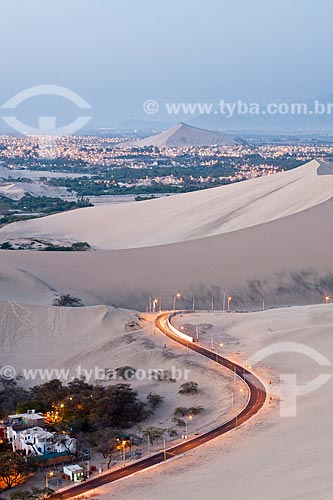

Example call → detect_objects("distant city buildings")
0 135 332 195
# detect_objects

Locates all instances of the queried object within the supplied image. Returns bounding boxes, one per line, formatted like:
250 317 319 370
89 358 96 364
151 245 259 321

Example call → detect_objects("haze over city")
1 0 333 126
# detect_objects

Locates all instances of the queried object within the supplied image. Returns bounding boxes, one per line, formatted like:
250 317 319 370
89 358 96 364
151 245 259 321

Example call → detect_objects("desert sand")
0 301 241 444
0 195 331 308
0 182 74 200
95 304 333 500
0 159 332 250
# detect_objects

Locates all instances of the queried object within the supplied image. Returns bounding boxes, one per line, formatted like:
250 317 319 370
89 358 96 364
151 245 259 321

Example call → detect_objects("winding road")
61 311 266 499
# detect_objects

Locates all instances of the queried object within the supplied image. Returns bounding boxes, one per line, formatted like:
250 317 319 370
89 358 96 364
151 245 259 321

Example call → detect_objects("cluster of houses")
1 409 76 458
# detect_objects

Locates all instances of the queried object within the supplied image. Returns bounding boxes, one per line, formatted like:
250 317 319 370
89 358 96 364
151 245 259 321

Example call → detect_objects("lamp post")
185 414 193 438
324 295 331 304
121 440 126 467
163 437 166 461
227 296 232 312
173 292 181 310
152 298 158 313
147 433 151 456
45 471 54 490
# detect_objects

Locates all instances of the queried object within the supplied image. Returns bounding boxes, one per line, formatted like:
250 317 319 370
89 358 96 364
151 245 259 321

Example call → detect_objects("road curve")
61 311 266 499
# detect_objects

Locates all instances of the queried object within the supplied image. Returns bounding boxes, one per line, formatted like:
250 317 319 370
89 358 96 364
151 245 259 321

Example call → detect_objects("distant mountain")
190 94 333 132
117 122 244 148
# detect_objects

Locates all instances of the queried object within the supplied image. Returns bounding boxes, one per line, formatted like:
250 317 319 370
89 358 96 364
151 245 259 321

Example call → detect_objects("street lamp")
324 295 331 304
152 298 158 313
184 414 193 439
227 296 232 312
163 437 166 461
121 440 126 467
45 470 54 490
173 292 182 310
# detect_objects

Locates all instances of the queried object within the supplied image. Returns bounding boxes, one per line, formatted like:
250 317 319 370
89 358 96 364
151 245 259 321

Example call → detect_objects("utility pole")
192 296 195 312
223 292 226 312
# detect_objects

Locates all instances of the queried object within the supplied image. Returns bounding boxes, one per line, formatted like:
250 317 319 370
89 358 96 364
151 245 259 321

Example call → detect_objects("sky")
0 0 333 127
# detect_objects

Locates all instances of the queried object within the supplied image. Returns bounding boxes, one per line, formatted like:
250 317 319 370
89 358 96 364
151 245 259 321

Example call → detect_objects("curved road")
61 311 266 499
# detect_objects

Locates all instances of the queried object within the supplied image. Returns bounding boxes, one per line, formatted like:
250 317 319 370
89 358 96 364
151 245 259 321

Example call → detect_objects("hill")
107 305 333 500
0 159 332 251
0 159 332 308
117 122 243 148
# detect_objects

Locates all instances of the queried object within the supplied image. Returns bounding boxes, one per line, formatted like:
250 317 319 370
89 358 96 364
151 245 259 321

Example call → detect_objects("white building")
6 426 76 456
7 410 45 428
63 464 84 482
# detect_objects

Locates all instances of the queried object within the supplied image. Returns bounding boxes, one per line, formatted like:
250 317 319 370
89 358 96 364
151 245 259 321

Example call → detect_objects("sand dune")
104 304 333 500
0 181 74 200
0 301 234 438
117 122 243 148
0 196 332 309
0 159 332 250
0 159 331 308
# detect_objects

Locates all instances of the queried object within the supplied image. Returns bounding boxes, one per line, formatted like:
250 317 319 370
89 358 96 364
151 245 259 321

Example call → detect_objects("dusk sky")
1 0 333 126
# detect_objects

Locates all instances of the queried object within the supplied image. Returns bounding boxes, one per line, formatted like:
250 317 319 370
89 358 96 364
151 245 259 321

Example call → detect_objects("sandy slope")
0 159 332 250
0 165 83 180
0 196 332 308
0 301 237 445
0 182 74 200
117 122 242 148
96 304 333 500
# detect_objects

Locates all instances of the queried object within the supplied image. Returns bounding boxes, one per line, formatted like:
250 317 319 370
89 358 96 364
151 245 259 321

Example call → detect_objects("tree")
178 381 199 395
188 406 204 415
171 417 185 427
30 379 69 411
88 384 147 429
115 366 136 380
0 377 29 419
16 400 44 414
52 433 76 460
146 393 164 411
174 407 189 417
52 294 83 307
174 406 203 417
93 432 121 469
142 427 165 445
0 452 32 489
10 488 62 500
